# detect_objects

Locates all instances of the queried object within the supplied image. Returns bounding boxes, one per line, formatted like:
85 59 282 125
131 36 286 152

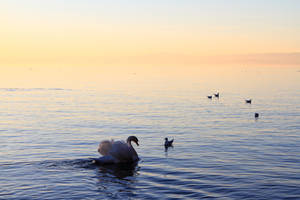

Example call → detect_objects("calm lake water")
0 67 300 199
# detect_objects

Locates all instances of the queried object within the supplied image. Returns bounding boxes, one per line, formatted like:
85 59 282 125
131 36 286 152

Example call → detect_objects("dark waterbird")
255 113 259 118
207 95 212 99
214 92 219 98
245 99 252 104
164 138 174 148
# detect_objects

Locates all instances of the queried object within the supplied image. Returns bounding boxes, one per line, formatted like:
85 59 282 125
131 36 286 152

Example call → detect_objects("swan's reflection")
95 161 139 179
94 162 139 198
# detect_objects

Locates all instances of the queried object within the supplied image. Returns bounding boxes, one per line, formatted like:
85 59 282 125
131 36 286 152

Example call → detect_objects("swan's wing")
98 140 113 156
109 141 133 162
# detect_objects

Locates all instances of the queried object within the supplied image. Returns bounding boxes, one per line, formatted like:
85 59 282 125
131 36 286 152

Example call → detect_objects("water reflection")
39 158 139 180
94 162 139 198
164 146 173 152
94 161 139 179
164 145 174 158
1 66 300 200
41 159 140 198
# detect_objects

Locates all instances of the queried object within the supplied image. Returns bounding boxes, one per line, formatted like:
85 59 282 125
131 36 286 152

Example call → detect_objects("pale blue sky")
2 0 299 26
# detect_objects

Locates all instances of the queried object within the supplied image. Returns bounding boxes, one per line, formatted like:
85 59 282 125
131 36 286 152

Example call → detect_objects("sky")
0 0 299 88
0 0 299 67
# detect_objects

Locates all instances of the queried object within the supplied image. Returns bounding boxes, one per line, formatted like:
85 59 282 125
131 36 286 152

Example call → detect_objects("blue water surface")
0 68 300 199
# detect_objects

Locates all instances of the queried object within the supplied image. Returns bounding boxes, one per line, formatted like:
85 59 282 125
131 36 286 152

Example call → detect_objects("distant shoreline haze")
0 53 299 68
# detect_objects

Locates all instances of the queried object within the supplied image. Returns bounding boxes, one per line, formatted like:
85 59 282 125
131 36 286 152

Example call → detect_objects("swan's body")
245 99 252 104
214 93 219 98
96 136 139 165
207 95 212 99
164 138 174 147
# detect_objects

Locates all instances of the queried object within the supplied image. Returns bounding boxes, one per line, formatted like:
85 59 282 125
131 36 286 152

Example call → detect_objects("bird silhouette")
164 138 174 148
245 99 252 104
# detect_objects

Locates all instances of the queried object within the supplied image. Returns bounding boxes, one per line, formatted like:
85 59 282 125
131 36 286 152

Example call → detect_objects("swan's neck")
127 140 132 147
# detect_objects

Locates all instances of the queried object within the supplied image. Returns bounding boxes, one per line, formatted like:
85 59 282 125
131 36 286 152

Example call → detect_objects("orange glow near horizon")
1 1 300 68
0 1 299 89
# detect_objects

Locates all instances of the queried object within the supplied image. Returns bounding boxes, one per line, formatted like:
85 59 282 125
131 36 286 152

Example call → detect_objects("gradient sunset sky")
1 0 299 68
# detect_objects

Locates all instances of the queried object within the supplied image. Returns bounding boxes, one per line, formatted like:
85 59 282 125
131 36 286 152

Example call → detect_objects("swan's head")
165 138 168 141
127 136 139 146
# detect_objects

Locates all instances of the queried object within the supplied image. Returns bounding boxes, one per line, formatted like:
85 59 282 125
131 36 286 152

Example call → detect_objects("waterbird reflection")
95 161 139 179
164 145 174 156
40 158 139 180
93 160 139 199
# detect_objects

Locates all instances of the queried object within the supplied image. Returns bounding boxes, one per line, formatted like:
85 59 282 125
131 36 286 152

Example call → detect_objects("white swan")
95 136 139 165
